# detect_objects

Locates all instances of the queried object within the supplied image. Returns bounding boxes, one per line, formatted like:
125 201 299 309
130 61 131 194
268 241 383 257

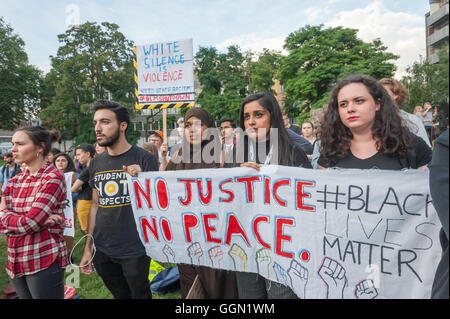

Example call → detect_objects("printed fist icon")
287 259 309 299
208 246 224 268
228 244 248 272
188 242 203 265
355 279 378 299
162 245 175 263
318 257 348 299
256 248 272 278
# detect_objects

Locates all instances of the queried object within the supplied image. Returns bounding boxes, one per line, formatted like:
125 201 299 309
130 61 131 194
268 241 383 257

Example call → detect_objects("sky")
0 0 430 78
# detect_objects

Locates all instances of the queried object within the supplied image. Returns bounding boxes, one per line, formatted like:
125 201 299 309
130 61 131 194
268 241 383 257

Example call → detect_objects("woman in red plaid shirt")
0 126 69 299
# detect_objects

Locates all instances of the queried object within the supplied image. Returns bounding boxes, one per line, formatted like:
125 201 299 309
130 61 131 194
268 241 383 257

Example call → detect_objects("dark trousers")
93 250 152 299
10 261 64 299
178 264 239 299
236 272 298 299
425 126 433 143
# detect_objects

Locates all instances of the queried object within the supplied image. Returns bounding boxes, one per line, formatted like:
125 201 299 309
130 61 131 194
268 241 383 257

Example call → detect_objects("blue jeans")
10 261 65 299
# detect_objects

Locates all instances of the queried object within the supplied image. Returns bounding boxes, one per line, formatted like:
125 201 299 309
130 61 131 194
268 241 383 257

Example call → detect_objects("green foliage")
250 49 282 93
194 46 249 124
402 45 449 113
39 22 138 142
278 25 398 116
195 46 282 126
0 18 42 129
297 111 311 127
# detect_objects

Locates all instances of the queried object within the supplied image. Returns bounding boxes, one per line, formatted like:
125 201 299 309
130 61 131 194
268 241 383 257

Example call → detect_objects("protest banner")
133 38 195 110
127 166 442 299
63 172 75 237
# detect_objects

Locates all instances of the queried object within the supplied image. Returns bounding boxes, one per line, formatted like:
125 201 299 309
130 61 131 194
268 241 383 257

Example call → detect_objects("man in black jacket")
429 129 449 299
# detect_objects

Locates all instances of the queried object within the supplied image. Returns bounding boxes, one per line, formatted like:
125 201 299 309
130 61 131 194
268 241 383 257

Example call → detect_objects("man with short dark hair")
218 118 236 152
0 152 21 195
282 114 302 135
80 100 158 299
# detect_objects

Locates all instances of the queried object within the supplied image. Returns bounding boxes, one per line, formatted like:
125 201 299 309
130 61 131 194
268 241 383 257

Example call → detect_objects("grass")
0 215 181 299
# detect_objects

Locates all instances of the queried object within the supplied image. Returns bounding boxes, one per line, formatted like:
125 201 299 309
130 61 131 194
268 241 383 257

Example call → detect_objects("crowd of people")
0 74 448 300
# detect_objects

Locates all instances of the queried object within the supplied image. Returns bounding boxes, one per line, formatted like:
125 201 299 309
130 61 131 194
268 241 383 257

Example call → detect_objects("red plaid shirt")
0 161 69 278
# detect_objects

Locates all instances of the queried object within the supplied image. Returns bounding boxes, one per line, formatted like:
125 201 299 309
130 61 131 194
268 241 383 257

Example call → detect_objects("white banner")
63 172 75 237
128 166 442 299
135 38 194 104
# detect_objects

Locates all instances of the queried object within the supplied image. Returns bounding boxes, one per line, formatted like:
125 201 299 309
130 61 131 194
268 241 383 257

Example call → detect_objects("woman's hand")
161 143 169 157
43 214 65 227
240 162 261 171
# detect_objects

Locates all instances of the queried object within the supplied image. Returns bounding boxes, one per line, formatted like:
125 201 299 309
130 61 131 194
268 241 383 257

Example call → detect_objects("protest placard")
127 166 442 299
63 172 75 237
133 38 195 110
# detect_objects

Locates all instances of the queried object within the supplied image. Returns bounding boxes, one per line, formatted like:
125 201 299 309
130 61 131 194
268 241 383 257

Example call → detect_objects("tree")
39 22 139 145
194 45 248 124
278 25 398 117
194 46 282 124
0 18 41 129
402 45 449 113
250 49 282 93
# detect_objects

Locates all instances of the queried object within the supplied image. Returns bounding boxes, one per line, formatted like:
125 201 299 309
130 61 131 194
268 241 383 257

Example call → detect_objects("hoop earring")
36 152 40 158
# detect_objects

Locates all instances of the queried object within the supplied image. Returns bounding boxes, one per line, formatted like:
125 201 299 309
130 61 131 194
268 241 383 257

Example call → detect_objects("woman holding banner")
233 91 311 299
165 107 239 299
0 126 68 299
317 74 431 170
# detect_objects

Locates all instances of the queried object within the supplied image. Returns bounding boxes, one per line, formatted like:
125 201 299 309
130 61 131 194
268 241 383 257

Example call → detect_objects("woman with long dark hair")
53 152 76 173
236 91 311 169
234 91 311 299
318 74 431 170
0 126 68 299
165 107 239 299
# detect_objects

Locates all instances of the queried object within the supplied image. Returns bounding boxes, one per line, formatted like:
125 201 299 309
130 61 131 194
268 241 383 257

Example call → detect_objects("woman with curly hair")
318 74 431 170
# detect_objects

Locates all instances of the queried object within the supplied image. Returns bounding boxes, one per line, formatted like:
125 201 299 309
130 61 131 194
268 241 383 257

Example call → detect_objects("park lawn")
0 216 181 299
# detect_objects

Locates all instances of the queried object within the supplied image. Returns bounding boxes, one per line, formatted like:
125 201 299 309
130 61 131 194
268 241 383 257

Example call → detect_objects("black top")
429 129 449 239
243 139 311 168
89 145 158 258
318 135 432 170
286 129 313 154
77 167 92 200
428 129 449 299
290 143 312 168
288 124 302 136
